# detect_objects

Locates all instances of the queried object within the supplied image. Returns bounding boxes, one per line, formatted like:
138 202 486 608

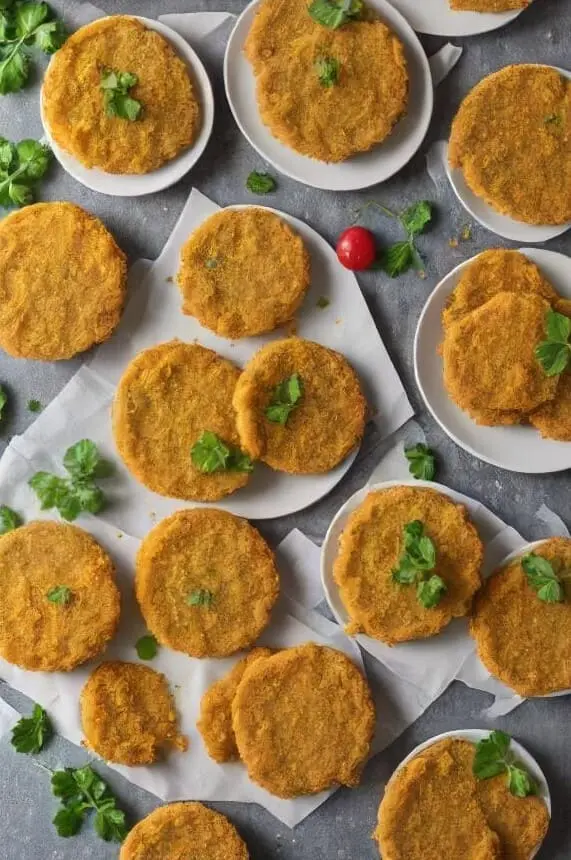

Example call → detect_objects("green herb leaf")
72 480 105 515
136 634 158 661
47 585 72 606
51 765 128 842
29 472 67 510
0 137 51 206
265 373 304 426
392 521 445 608
0 2 65 95
0 503 21 534
404 443 436 481
507 765 536 798
27 398 42 412
316 296 330 309
382 241 413 278
9 181 31 205
545 113 562 125
100 68 142 121
355 198 434 278
187 588 215 607
246 170 276 194
521 553 564 603
400 201 432 237
11 703 52 754
94 806 128 842
17 139 51 179
53 803 86 838
547 309 571 343
33 18 65 53
473 731 537 797
15 2 49 37
308 0 363 29
63 439 102 479
191 431 254 474
30 442 113 521
0 384 6 418
0 42 29 94
535 309 571 377
315 55 340 87
52 769 82 802
417 575 447 609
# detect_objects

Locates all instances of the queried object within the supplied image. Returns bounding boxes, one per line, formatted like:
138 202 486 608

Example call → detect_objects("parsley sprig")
308 0 363 29
246 170 276 194
521 552 569 603
535 309 571 377
29 439 114 522
51 765 128 842
11 703 52 754
356 200 433 277
0 137 51 207
265 374 303 426
100 68 142 121
0 1 65 94
191 431 253 474
392 521 447 609
473 731 537 798
404 444 436 481
315 56 340 87
0 503 21 534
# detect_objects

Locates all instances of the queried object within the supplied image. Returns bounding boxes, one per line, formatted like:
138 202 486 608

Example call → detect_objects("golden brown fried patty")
530 371 571 440
442 292 558 416
244 0 408 163
232 643 375 797
449 65 571 225
333 486 483 644
450 0 530 9
376 738 548 860
43 16 200 174
113 341 251 501
442 249 558 330
0 202 126 361
135 510 279 658
233 338 366 473
471 538 571 696
120 802 249 860
81 661 187 765
177 208 310 339
197 648 273 761
0 521 120 672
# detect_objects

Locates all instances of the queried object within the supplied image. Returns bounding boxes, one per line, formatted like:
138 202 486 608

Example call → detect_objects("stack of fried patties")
441 249 571 440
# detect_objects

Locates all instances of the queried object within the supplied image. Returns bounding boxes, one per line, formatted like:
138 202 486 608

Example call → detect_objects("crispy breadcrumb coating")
450 0 530 9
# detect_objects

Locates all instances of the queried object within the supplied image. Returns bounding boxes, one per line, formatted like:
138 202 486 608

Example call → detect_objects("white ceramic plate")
444 65 571 242
40 16 215 197
389 0 528 37
321 478 509 669
378 729 550 860
223 0 433 191
414 247 571 474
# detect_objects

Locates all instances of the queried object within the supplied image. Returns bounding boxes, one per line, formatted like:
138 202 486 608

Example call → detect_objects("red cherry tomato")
336 226 377 271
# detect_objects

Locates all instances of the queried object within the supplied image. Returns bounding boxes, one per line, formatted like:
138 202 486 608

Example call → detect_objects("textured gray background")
0 0 570 857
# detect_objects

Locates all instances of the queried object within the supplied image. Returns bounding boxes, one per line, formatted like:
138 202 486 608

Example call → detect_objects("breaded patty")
232 338 366 473
135 510 279 658
449 65 571 225
81 661 187 765
177 208 310 339
0 521 120 672
450 0 530 9
232 643 375 797
120 802 249 860
530 371 571 440
471 538 571 696
442 250 558 330
0 202 126 361
43 16 199 174
113 341 251 501
244 0 408 163
333 486 483 645
443 293 558 416
197 648 273 761
376 738 548 860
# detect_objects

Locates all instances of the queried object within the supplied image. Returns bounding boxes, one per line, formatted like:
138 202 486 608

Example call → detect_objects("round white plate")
223 0 433 191
321 478 509 668
389 0 528 37
445 65 571 242
40 16 215 197
379 729 550 860
415 247 571 474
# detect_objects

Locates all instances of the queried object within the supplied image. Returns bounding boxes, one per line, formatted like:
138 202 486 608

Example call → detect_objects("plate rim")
389 0 526 38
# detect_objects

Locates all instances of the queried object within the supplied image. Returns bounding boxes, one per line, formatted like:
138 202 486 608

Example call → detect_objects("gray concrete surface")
0 0 569 857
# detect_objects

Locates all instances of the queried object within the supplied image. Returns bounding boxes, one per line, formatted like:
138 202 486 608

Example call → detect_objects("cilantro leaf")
29 441 113 522
392 521 446 608
0 504 21 534
473 731 537 797
33 18 65 53
29 472 67 510
355 198 434 278
53 803 86 838
94 806 128 842
308 0 363 29
417 575 447 609
0 384 6 418
535 309 571 376
547 309 571 342
187 589 215 607
0 2 65 95
27 398 42 412
315 56 340 87
191 431 253 474
265 373 304 426
11 703 52 754
100 68 142 121
71 481 105 515
507 765 536 798
51 765 128 842
246 170 276 194
400 201 432 236
63 439 100 479
0 43 29 94
47 585 72 605
521 553 565 603
15 2 49 37
136 634 158 661
17 139 51 179
0 137 51 207
404 443 436 481
382 241 413 278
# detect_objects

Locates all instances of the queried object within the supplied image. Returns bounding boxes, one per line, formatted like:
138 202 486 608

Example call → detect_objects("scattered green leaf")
100 68 142 121
0 503 21 534
355 199 433 278
47 585 72 606
521 553 566 603
417 574 447 609
0 137 52 208
392 521 447 609
308 0 363 29
265 373 304 426
400 201 432 236
0 1 65 95
382 240 413 278
187 588 215 608
191 431 254 474
535 309 571 377
136 634 158 661
246 170 276 194
404 443 436 481
11 703 52 754
0 384 6 418
315 55 340 87
316 296 330 309
27 398 42 413
473 731 537 798
51 765 128 842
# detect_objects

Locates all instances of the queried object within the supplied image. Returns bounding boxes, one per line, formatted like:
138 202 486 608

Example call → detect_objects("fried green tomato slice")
135 509 279 658
232 643 375 797
119 802 249 860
